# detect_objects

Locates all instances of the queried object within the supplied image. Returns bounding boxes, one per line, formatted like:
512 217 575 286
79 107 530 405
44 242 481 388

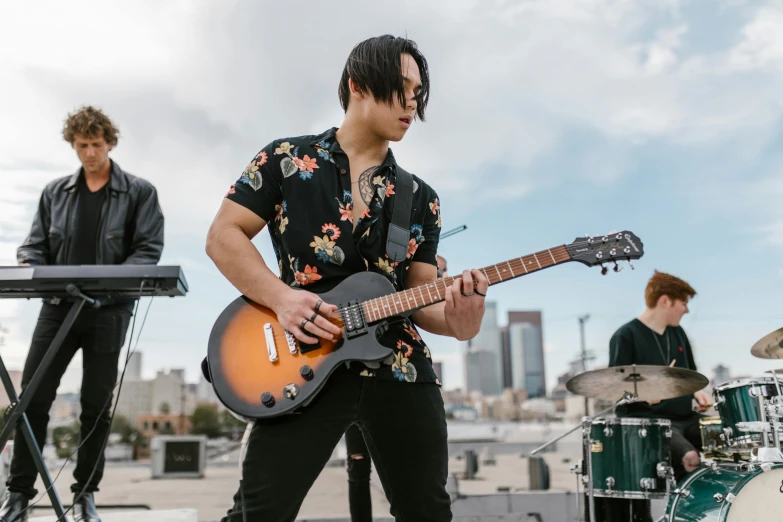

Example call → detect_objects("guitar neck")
362 245 572 323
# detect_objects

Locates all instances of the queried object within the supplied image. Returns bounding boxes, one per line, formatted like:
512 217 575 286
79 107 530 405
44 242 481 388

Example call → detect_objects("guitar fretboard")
361 245 571 323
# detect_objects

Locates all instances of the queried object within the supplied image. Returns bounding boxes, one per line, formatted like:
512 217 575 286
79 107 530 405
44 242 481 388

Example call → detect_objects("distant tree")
220 409 248 440
110 414 147 459
111 414 137 444
189 404 221 438
53 421 80 459
220 409 246 430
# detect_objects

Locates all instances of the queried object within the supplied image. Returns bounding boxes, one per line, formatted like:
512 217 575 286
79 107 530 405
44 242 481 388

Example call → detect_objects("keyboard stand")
0 285 101 522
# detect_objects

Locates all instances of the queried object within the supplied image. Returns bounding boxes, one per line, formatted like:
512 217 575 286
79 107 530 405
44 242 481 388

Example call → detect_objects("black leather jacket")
17 160 164 266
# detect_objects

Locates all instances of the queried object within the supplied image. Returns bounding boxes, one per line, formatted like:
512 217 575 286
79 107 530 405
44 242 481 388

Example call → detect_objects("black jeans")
345 423 372 522
221 370 451 522
7 302 132 498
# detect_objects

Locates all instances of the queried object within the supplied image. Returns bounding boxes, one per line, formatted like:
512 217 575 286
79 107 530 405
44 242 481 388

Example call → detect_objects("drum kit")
531 327 783 522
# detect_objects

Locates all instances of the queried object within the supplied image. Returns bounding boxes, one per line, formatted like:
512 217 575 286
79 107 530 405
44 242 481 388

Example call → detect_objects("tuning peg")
628 260 634 270
613 261 622 272
600 264 608 276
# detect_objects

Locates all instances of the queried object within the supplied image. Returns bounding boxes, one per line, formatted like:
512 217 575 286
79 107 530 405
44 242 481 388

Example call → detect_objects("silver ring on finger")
301 318 309 331
461 291 474 297
309 312 318 322
475 290 486 297
314 299 323 312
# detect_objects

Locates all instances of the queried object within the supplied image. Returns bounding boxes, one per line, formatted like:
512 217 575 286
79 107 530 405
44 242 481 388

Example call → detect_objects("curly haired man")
2 106 164 522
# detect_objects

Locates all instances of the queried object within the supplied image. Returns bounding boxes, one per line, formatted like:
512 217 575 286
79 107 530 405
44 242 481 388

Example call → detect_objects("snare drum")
666 462 783 521
589 417 672 499
713 377 782 448
700 416 752 461
699 416 724 456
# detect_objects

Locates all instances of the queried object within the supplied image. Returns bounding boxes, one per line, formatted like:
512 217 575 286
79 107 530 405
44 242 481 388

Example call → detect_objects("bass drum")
666 462 783 521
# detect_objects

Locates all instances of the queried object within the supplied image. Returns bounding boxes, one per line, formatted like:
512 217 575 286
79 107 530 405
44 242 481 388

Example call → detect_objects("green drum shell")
589 418 672 499
665 462 783 521
713 378 780 447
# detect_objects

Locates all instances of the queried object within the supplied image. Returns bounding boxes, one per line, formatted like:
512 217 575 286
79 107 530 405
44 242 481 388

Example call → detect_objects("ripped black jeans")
345 423 372 522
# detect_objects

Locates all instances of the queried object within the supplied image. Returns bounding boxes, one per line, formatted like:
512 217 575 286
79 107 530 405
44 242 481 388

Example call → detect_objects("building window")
143 421 149 430
153 421 159 431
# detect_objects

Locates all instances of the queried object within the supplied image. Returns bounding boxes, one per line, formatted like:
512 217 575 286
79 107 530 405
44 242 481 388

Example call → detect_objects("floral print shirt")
225 127 442 384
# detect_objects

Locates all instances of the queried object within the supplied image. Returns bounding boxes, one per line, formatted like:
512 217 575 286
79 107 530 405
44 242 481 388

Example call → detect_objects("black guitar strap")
386 165 413 263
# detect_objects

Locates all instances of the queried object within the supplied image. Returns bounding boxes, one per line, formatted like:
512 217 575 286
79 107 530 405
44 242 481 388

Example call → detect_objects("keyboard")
0 265 188 298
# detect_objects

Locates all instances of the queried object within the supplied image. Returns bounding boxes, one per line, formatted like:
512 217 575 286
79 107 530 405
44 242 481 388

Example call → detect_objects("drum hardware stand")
571 461 584 521
770 369 783 394
736 421 783 463
585 421 596 522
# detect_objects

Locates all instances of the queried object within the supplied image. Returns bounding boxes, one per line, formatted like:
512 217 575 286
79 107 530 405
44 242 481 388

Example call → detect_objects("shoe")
72 492 100 522
0 491 29 522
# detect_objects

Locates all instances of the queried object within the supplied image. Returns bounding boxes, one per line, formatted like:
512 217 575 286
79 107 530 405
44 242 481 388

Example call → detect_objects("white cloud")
641 25 688 75
727 4 783 71
758 220 783 247
2 0 780 217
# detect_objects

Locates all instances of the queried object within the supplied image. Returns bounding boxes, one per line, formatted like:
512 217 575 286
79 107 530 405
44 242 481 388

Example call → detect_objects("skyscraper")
504 311 546 398
463 301 503 396
500 327 512 389
509 322 545 397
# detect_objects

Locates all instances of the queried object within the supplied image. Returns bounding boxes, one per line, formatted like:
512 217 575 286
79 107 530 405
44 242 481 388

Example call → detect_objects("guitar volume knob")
300 365 314 381
261 392 275 407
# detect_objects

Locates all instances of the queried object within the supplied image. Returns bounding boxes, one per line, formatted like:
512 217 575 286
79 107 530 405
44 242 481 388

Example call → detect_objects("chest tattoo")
356 166 380 206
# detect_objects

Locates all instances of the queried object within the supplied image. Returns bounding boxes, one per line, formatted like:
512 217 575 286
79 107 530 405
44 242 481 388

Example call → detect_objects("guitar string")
346 250 573 320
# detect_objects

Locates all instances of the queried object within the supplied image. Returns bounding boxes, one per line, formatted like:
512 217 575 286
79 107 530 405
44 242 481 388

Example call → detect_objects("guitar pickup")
264 323 278 362
341 300 368 340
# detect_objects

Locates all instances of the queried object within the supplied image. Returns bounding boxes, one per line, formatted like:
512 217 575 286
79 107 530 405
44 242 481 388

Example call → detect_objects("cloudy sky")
1 0 782 395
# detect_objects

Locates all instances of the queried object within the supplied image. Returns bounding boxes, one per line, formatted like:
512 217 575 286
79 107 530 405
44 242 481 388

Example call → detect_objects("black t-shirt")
608 318 697 420
67 176 107 265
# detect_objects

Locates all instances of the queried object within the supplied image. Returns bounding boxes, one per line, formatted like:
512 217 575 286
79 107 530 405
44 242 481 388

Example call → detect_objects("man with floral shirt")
206 35 488 521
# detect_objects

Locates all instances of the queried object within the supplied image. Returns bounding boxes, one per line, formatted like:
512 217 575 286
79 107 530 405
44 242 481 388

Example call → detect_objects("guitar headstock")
566 231 644 274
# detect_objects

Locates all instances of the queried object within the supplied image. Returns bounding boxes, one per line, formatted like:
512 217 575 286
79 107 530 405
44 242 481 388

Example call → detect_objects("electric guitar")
207 231 644 420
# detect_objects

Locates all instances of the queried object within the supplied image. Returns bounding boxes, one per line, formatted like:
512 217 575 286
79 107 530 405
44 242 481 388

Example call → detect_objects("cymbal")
566 365 709 402
751 328 783 359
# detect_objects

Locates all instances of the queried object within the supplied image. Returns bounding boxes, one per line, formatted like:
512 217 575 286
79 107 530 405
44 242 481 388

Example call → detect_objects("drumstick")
669 360 676 367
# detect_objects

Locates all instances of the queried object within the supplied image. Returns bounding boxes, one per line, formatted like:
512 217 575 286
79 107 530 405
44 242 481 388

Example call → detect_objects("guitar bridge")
341 300 368 339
